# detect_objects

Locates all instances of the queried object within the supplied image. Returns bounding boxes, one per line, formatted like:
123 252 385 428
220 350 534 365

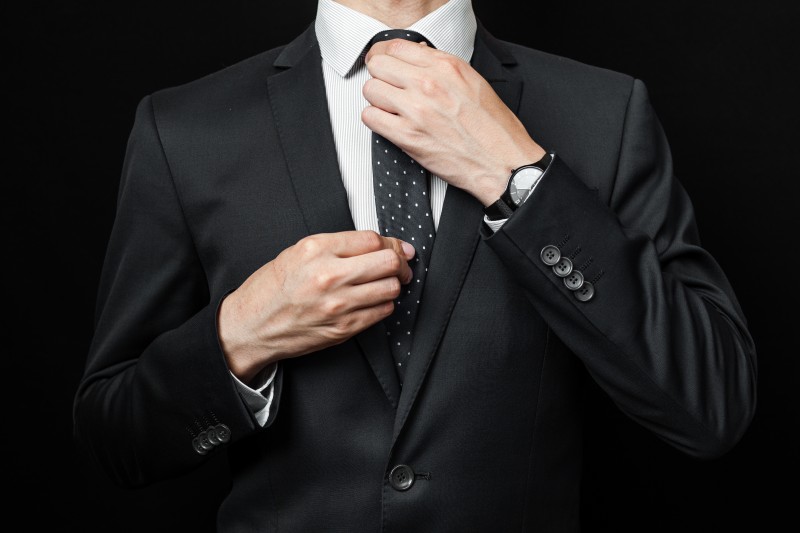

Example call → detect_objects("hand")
362 39 547 206
218 230 415 383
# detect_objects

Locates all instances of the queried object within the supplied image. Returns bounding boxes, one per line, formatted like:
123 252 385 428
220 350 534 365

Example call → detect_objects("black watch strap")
484 197 516 220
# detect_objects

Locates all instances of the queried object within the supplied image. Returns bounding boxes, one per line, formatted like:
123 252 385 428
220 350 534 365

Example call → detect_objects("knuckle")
397 126 422 148
361 106 377 127
388 40 406 56
322 296 345 316
362 78 376 98
391 238 405 256
409 100 427 118
381 301 395 318
441 55 462 72
375 53 388 66
333 314 358 336
386 277 401 297
314 271 336 291
361 230 382 250
419 77 440 97
298 235 321 256
380 248 402 271
369 53 387 71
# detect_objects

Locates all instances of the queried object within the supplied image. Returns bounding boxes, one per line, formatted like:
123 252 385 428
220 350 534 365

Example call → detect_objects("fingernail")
401 241 415 258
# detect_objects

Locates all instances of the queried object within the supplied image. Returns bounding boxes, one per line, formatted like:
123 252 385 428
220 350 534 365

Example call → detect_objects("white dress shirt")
233 0 530 425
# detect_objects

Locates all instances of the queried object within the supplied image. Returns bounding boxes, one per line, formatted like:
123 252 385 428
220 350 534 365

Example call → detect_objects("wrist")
478 142 547 207
217 292 272 385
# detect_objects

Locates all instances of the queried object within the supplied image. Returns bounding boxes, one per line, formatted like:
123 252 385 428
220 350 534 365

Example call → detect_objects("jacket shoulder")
502 39 635 101
147 43 290 125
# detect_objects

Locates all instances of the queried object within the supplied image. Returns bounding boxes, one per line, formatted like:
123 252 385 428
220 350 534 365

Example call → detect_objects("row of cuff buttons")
192 423 231 455
540 245 595 302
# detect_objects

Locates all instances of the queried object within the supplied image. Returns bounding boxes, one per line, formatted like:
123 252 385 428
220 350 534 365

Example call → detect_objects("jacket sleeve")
482 79 757 459
73 96 280 488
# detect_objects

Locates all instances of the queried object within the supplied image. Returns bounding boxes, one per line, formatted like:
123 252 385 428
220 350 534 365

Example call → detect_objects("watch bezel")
484 152 553 221
501 152 553 207
508 166 544 205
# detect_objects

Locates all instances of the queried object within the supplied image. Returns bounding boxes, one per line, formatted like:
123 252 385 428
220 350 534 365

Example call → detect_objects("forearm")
483 153 756 458
75 299 259 487
73 95 262 487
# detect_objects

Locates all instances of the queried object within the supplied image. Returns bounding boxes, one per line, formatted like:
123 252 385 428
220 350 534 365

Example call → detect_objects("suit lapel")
267 26 401 408
392 25 524 441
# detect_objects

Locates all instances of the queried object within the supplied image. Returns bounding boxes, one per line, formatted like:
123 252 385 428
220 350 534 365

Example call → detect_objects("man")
74 0 757 530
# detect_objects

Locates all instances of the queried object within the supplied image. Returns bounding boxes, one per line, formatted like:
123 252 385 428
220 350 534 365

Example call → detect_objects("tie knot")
368 29 433 48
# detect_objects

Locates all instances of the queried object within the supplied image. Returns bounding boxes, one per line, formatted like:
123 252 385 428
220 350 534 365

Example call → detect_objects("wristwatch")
484 152 553 221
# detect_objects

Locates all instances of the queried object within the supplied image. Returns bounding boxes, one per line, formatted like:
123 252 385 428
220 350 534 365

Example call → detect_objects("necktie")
368 29 436 383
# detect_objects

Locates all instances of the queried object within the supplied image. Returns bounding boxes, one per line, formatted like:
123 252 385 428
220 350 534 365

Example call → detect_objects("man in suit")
74 0 757 530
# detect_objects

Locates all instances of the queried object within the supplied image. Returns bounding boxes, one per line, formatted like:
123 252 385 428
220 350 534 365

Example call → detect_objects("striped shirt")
316 0 477 233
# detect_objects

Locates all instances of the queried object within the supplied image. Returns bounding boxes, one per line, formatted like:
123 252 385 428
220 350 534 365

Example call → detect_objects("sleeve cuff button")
540 245 561 266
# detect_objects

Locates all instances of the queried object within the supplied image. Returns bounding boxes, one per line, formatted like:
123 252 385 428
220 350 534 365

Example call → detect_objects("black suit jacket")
74 23 757 532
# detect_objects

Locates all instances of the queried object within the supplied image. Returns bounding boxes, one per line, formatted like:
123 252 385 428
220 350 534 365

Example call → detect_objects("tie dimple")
369 29 436 383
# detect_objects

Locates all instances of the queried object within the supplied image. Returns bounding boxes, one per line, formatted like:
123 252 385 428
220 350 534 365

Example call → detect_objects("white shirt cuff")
483 216 508 232
230 363 278 427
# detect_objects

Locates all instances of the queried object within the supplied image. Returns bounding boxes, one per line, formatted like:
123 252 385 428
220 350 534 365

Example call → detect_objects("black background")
8 0 799 531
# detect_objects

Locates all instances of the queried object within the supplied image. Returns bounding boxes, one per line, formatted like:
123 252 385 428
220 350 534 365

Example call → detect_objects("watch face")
509 167 543 205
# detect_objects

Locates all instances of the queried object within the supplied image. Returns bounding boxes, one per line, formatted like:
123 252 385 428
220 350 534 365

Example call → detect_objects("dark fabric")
370 29 436 382
73 21 757 533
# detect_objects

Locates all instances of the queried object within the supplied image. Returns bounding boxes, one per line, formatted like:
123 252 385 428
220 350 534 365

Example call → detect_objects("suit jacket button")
197 431 214 451
540 245 561 266
389 464 415 491
192 437 208 455
214 424 231 443
552 257 573 277
564 270 584 290
206 426 221 445
574 281 595 302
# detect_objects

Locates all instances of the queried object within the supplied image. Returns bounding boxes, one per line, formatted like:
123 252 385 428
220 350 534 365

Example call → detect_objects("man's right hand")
218 230 415 384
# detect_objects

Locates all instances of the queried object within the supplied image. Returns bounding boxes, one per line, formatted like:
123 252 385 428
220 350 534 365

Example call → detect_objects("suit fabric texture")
74 22 757 532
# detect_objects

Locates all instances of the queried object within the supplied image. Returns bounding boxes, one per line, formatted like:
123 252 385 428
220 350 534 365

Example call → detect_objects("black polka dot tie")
369 29 436 383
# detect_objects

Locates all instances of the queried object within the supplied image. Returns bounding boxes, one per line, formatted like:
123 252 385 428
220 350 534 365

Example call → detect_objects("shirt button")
574 281 595 302
540 245 561 266
563 270 584 290
552 257 573 278
389 464 415 491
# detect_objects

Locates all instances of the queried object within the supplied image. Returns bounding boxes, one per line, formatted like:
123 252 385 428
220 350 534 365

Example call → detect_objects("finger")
377 235 415 262
304 230 390 258
344 246 413 285
362 105 406 144
335 300 396 336
362 77 408 115
366 52 420 89
344 276 403 311
366 38 436 67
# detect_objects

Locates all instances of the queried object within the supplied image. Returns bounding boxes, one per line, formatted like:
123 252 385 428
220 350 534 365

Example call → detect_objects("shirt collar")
315 0 477 78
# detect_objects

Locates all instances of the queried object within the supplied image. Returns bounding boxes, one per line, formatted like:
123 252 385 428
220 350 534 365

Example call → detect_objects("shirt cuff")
230 363 278 427
483 216 508 232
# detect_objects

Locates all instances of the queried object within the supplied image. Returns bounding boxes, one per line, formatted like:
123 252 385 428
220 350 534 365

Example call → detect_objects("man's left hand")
362 38 546 207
